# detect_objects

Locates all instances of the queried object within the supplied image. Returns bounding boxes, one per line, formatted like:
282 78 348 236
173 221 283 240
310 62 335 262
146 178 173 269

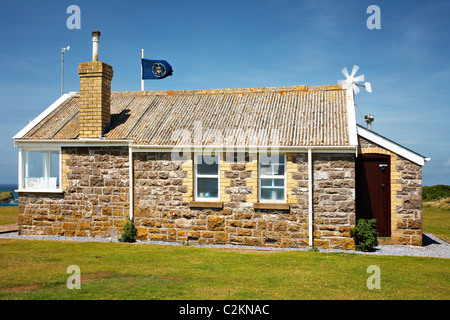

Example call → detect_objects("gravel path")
0 231 448 258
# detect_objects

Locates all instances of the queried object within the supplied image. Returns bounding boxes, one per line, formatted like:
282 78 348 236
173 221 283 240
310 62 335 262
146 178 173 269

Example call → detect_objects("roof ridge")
111 84 344 97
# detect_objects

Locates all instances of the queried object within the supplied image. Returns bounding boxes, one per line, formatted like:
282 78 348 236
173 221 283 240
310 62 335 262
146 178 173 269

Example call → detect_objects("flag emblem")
152 62 166 78
142 59 173 80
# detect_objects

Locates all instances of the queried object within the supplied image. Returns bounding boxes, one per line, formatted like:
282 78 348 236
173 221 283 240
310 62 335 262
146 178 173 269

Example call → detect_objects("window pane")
260 154 285 176
260 187 284 201
50 152 59 188
260 163 272 176
50 152 59 177
196 155 219 175
274 164 285 176
261 179 284 188
197 178 219 199
24 150 60 189
260 154 285 165
274 179 284 187
27 151 45 178
259 154 285 201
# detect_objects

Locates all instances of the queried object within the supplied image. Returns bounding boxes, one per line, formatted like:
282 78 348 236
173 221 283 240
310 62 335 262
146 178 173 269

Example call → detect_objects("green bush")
119 219 137 243
422 185 450 201
350 219 378 252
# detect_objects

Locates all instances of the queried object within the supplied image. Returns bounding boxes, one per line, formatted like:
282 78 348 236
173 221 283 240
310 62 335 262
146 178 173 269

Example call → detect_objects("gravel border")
0 231 448 258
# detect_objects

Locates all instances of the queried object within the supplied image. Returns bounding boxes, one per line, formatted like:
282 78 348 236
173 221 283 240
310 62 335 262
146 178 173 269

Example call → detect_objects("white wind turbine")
338 65 372 95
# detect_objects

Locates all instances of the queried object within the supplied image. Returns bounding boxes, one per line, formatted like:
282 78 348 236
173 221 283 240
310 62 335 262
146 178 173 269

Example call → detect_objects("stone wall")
132 152 188 242
19 148 357 249
19 146 129 237
132 152 354 249
312 153 356 249
358 136 423 245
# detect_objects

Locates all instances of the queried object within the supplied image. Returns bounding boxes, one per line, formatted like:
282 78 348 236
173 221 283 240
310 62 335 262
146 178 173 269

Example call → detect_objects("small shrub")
422 185 450 201
350 219 378 252
119 219 137 243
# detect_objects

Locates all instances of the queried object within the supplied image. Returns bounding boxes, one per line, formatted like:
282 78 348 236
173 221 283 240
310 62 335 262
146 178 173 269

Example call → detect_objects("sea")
0 184 18 206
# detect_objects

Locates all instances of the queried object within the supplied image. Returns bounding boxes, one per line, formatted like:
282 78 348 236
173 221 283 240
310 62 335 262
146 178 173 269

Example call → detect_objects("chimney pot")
92 30 101 61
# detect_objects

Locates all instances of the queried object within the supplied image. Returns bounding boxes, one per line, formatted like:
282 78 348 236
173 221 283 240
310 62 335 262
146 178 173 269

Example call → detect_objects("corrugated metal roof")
20 85 350 146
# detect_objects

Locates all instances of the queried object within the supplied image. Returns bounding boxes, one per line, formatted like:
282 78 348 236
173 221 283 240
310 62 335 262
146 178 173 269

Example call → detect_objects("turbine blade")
353 74 365 83
341 67 349 78
350 65 360 77
352 83 360 95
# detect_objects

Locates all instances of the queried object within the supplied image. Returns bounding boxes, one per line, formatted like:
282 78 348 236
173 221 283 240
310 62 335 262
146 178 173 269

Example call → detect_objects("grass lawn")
0 239 449 300
0 206 18 225
423 201 450 241
0 203 448 300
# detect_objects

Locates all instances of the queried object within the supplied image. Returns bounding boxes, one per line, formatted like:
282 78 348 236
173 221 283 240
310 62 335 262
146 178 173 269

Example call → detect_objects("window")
259 154 286 202
194 153 219 201
22 149 61 191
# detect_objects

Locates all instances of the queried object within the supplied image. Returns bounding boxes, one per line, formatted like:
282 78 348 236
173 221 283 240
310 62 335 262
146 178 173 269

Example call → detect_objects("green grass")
0 206 18 225
0 192 13 200
0 201 448 300
0 239 449 300
423 203 450 240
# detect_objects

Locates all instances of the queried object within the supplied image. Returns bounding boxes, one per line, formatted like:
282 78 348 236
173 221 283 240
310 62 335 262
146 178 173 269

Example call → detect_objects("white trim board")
12 93 77 140
15 142 357 153
345 86 358 147
357 125 428 166
15 189 64 194
14 139 133 148
131 145 357 153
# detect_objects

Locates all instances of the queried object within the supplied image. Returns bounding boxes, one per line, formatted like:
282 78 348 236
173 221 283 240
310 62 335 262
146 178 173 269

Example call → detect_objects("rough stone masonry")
132 151 356 249
18 142 420 249
19 146 129 238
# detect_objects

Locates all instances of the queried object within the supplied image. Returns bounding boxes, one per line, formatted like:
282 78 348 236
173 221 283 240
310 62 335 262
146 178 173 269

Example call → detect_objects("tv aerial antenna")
61 46 70 96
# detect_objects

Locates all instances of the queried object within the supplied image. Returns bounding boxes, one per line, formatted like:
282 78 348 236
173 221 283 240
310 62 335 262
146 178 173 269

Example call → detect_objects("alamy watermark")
367 5 381 30
366 265 381 289
67 265 81 289
169 120 281 166
66 5 81 29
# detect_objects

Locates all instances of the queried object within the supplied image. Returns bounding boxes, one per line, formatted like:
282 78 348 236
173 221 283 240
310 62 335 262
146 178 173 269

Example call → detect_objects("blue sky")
0 0 449 185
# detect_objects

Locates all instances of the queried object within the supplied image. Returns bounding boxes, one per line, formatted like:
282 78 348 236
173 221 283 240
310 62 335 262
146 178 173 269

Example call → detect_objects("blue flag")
141 59 173 80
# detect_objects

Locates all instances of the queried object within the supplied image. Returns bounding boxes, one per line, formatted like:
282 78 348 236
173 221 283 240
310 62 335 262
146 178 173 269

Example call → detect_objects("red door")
356 154 391 237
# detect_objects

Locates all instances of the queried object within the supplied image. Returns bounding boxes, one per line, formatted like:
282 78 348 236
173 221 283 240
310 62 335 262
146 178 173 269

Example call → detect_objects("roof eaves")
12 92 77 140
14 138 133 148
356 124 428 166
130 144 357 153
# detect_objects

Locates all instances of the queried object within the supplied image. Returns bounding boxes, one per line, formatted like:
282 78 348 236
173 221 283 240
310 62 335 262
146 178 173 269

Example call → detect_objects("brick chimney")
78 31 113 138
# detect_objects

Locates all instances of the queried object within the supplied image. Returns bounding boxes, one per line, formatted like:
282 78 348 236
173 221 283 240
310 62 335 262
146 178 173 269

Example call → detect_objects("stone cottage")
13 32 428 249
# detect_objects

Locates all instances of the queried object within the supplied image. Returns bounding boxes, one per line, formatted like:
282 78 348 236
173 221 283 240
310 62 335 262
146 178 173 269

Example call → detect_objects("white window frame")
18 147 63 193
258 153 286 203
194 153 220 201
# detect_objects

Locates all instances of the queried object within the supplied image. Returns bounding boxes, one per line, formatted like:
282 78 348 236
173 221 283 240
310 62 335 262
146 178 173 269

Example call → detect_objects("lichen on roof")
20 84 349 147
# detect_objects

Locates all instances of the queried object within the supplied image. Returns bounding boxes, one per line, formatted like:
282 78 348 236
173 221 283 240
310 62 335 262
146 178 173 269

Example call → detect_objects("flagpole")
141 49 144 91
